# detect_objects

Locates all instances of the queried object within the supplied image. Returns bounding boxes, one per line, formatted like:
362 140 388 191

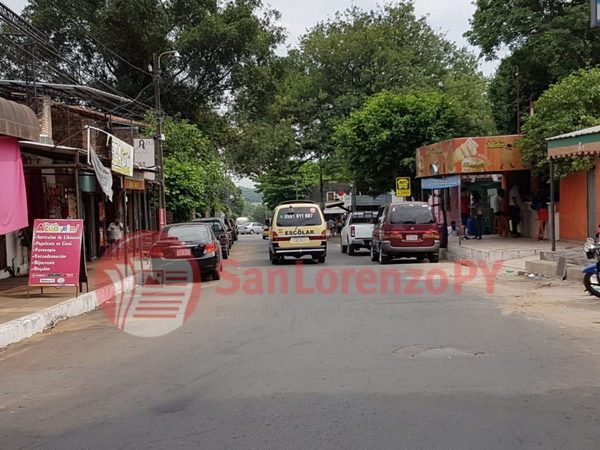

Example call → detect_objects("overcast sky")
4 0 497 188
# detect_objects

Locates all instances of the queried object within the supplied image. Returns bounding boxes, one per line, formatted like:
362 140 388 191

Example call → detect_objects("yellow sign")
395 177 411 197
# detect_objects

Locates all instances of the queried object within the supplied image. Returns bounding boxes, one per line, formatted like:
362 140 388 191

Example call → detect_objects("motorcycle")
583 226 600 298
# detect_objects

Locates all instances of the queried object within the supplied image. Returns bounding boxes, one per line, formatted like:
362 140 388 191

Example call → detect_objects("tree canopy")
521 67 600 179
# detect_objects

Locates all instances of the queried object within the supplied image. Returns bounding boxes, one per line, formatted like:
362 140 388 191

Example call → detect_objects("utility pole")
152 50 179 229
515 66 521 134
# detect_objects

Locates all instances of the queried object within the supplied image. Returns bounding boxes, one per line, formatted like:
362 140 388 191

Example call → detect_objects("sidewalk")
445 235 582 265
0 256 145 348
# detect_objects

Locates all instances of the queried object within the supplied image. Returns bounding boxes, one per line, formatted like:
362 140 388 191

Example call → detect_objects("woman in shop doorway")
508 185 523 237
108 217 124 259
471 192 484 240
533 189 549 240
460 188 471 240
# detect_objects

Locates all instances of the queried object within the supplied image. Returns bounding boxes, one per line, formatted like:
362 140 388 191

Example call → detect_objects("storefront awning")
0 97 40 141
547 125 600 159
421 175 460 189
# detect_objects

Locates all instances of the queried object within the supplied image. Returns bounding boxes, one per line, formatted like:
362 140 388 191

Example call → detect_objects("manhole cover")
393 344 487 359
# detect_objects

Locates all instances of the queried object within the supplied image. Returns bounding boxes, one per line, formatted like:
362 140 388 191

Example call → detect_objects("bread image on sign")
453 138 485 172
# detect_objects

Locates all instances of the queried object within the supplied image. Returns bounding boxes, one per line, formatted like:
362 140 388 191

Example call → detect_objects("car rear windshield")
388 205 435 225
350 213 376 224
161 225 212 241
197 220 224 232
276 206 322 227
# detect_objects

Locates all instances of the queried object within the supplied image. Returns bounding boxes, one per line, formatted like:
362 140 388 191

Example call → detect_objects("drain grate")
393 344 488 359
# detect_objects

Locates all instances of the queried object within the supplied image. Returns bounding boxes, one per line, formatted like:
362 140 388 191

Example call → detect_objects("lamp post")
153 50 180 229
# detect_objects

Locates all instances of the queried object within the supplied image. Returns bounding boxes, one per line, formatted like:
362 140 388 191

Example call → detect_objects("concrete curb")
0 275 135 349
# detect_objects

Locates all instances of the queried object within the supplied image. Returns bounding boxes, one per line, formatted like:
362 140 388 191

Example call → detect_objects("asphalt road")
2 236 600 449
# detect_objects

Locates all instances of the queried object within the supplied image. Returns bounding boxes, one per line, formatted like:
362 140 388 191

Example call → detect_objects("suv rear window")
196 219 225 232
162 224 212 241
276 206 322 226
388 205 435 225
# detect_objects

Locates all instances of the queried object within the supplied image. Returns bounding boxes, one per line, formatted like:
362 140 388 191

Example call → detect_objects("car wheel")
222 248 229 260
212 267 222 280
318 256 326 263
370 244 379 262
250 229 255 235
341 244 347 253
429 253 440 263
379 248 390 265
348 245 355 256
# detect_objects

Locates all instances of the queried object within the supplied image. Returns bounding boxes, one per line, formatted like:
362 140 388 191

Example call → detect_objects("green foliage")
334 91 468 195
21 0 284 119
226 2 495 179
239 186 263 205
468 0 600 133
521 68 600 178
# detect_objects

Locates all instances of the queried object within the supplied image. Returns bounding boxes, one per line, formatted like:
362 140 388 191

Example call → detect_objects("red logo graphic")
94 231 203 337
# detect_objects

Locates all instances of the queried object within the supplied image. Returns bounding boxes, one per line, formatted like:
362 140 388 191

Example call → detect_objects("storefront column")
549 158 556 251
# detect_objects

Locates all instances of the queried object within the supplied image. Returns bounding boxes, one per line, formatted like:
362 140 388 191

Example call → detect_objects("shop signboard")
28 219 84 288
111 136 134 177
133 139 156 181
416 135 527 178
124 178 145 190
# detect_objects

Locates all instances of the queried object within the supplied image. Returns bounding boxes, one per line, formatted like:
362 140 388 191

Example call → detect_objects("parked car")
225 218 238 241
262 224 270 240
340 211 377 255
150 223 223 280
370 202 440 264
192 217 230 258
268 200 327 264
240 222 264 235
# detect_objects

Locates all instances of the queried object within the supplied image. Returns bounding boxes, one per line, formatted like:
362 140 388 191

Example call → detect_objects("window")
162 224 212 241
276 206 322 226
389 205 435 225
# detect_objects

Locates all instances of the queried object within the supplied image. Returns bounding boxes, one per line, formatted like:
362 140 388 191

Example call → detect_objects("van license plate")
176 248 191 256
291 237 309 244
405 235 419 241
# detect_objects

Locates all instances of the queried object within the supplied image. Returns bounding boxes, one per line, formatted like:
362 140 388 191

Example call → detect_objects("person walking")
508 184 523 237
108 217 124 259
471 192 484 240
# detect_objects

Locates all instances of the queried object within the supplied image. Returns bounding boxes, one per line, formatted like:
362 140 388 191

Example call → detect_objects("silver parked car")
239 222 264 234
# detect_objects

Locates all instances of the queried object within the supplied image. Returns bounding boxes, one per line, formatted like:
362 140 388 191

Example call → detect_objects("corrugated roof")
546 124 600 141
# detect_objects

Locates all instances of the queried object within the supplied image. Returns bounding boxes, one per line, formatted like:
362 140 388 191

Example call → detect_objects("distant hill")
239 186 262 204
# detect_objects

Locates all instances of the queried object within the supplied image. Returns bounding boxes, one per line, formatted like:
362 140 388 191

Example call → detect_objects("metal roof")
546 124 600 141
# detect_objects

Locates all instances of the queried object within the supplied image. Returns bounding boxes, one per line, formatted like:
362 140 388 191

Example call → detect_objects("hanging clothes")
0 136 28 234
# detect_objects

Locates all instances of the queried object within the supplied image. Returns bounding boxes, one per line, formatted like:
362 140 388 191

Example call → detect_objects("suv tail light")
350 226 355 237
204 242 217 254
150 245 163 258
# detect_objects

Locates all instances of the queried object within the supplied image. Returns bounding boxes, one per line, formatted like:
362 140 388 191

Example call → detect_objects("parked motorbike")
583 226 600 298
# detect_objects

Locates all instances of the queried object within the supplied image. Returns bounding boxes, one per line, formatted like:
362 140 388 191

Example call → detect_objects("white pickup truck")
340 211 377 255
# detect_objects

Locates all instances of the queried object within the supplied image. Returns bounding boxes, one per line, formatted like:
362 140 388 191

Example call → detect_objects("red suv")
370 202 441 264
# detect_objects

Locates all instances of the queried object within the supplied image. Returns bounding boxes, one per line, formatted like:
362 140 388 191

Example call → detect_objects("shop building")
0 82 161 280
416 135 544 238
547 126 600 241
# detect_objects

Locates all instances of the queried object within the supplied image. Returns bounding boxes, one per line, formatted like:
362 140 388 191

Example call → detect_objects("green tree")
19 0 284 120
334 91 468 195
467 0 600 133
521 67 600 179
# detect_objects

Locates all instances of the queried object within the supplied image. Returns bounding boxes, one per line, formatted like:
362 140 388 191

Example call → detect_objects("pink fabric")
0 136 28 234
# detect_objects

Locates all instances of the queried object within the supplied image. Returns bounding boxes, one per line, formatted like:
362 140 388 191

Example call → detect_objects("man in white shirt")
108 217 124 259
508 185 522 237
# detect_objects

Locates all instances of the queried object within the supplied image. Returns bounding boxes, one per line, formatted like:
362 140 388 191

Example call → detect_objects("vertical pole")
123 176 128 277
154 53 166 229
458 178 462 246
515 66 521 134
549 158 556 252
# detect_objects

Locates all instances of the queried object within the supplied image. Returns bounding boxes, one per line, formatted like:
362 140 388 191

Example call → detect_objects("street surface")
2 236 600 449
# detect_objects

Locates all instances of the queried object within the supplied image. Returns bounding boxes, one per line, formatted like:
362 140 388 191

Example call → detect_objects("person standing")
460 188 471 239
493 189 508 236
534 189 549 240
108 217 124 259
471 192 484 240
508 185 523 237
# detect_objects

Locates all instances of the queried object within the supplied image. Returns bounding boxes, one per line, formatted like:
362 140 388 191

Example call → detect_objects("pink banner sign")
28 219 84 287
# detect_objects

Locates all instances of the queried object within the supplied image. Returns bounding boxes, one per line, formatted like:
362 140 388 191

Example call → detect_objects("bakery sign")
415 135 527 178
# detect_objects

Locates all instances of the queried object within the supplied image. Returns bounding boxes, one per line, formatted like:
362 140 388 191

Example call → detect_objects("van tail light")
204 242 217 254
272 231 278 239
321 229 327 239
350 226 355 237
423 231 440 239
150 244 163 258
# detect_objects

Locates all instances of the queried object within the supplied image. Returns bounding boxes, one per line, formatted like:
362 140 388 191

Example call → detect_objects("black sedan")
150 223 223 281
192 217 231 258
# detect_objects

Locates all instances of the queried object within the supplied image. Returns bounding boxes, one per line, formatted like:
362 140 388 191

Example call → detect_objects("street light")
152 50 180 228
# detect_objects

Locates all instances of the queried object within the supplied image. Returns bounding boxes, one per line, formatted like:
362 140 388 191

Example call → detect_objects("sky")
4 0 498 188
